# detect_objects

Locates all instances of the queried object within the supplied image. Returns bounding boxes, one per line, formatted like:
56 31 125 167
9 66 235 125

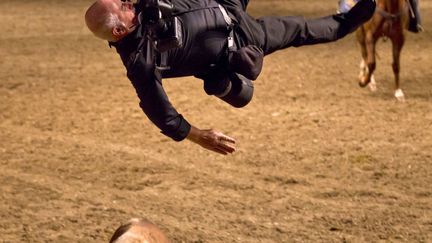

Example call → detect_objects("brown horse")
356 0 410 101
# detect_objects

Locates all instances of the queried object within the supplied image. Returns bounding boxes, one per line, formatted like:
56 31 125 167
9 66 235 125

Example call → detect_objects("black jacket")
111 0 231 141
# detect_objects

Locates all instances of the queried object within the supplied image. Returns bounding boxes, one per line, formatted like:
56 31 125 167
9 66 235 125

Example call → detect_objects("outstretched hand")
187 126 236 155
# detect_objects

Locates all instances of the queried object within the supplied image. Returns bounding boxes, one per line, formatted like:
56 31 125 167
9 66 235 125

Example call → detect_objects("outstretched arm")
127 54 236 154
186 126 236 155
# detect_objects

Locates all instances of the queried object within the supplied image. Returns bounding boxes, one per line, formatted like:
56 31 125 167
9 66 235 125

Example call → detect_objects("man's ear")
112 26 128 40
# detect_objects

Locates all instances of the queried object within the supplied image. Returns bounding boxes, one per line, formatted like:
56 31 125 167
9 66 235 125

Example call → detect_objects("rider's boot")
408 0 424 33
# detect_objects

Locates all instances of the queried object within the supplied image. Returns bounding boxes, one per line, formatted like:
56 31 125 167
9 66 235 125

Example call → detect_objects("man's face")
105 0 138 29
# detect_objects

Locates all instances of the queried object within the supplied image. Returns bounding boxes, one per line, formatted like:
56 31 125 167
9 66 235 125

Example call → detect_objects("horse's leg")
356 28 369 82
392 33 405 101
359 31 377 88
359 43 377 92
369 70 377 92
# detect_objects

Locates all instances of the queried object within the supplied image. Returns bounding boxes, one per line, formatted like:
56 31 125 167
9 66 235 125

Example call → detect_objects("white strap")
218 4 232 26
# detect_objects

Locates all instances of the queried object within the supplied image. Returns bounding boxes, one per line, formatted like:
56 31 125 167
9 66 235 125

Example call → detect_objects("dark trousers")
207 0 374 107
219 0 372 55
409 0 421 25
257 15 351 55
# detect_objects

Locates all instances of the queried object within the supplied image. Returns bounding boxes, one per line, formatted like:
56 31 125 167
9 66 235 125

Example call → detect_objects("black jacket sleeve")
126 52 191 141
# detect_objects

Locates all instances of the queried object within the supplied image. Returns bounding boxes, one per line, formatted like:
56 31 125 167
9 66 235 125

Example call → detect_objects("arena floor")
1 0 431 242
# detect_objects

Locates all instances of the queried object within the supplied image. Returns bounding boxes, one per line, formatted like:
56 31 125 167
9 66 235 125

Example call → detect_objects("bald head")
85 0 118 41
109 218 171 243
85 0 136 42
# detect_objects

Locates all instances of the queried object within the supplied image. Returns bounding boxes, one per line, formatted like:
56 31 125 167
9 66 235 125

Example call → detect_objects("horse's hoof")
359 82 368 88
358 73 372 88
394 89 405 102
358 79 369 88
368 75 377 92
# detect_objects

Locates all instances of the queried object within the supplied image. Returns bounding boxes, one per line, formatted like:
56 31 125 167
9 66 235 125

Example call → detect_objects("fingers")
218 139 236 153
215 134 236 154
192 128 237 155
212 147 229 155
219 134 236 144
212 144 234 155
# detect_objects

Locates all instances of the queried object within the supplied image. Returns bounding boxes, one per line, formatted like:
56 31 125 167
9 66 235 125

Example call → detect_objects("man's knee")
203 73 254 108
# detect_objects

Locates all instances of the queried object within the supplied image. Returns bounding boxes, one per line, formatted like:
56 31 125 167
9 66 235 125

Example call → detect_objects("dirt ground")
1 0 431 242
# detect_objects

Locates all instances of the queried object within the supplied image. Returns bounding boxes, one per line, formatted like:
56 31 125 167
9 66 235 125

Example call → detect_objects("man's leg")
258 0 376 55
408 0 423 32
199 68 254 108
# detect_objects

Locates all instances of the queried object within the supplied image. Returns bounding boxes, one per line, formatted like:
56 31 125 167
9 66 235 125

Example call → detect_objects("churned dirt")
1 0 431 242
